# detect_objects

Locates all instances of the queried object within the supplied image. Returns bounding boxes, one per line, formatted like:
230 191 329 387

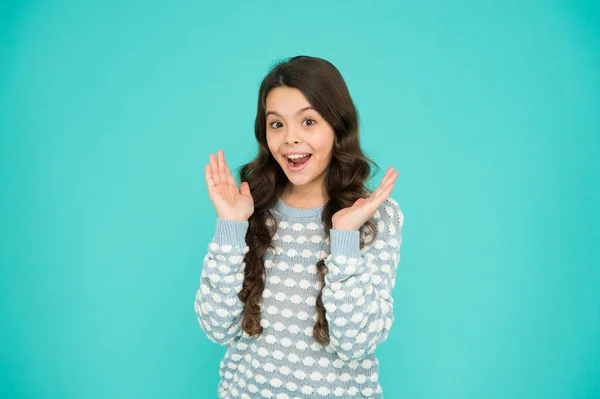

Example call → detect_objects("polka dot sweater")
194 197 404 399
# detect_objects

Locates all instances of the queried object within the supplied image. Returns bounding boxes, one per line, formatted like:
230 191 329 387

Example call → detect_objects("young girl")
195 55 403 399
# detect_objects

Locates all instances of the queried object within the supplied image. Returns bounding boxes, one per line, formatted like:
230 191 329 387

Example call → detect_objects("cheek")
312 140 334 169
312 129 335 155
267 137 286 165
266 133 278 155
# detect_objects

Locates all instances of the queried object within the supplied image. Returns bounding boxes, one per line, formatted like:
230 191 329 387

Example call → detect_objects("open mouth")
285 154 312 172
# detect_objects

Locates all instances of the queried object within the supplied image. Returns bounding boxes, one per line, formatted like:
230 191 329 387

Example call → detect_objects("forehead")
265 87 311 115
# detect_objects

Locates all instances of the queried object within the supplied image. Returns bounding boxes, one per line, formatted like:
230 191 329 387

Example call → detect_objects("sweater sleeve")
194 218 249 347
322 197 404 361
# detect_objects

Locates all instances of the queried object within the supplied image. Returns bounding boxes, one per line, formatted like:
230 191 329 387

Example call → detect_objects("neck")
281 182 328 209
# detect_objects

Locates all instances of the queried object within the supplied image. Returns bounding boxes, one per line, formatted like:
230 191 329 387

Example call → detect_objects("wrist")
332 224 359 231
217 214 249 222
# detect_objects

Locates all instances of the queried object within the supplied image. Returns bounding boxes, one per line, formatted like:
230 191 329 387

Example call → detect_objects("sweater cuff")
330 229 362 260
214 218 249 247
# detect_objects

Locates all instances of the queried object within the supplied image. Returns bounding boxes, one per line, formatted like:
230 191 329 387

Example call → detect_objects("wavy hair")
237 55 379 345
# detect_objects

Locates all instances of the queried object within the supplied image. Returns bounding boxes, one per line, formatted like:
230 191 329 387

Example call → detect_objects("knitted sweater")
194 197 404 399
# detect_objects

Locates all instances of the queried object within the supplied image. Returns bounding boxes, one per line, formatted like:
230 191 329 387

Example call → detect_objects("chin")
282 171 306 183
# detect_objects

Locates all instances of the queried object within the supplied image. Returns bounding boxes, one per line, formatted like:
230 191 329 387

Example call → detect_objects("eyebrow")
265 106 315 118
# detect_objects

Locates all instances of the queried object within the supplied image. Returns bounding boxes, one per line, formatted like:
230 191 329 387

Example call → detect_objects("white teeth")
286 154 310 160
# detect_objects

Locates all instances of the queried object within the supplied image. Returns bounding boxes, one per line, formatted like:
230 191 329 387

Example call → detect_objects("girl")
195 55 403 399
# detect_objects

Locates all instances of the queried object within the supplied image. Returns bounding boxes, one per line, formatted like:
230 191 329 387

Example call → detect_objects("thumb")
353 198 366 207
240 181 252 197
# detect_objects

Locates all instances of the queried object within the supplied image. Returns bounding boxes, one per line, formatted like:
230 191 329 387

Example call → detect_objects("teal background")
1 0 599 398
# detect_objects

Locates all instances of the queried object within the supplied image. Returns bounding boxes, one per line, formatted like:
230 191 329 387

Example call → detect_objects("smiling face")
265 86 335 201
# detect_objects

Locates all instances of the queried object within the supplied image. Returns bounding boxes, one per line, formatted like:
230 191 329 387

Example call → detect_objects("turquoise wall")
1 0 599 398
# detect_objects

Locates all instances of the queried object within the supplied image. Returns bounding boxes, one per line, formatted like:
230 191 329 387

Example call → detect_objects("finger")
381 172 398 194
371 168 393 198
210 153 220 184
383 181 394 194
205 163 216 192
370 182 394 208
371 181 394 203
379 176 397 195
219 150 236 192
225 162 236 188
372 167 392 195
379 181 395 201
218 150 228 186
375 170 398 197
379 167 395 189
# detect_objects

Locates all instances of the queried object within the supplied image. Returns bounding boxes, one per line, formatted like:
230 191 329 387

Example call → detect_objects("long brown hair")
237 55 379 345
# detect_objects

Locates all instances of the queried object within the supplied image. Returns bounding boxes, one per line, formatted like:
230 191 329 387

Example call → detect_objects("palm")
332 167 398 231
205 150 254 221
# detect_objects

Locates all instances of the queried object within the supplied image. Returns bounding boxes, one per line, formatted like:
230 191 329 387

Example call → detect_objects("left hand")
332 167 399 231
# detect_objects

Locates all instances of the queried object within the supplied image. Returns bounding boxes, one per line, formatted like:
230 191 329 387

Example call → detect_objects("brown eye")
302 118 316 126
269 121 283 129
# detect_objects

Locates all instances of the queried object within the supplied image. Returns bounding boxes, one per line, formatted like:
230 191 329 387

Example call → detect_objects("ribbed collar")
272 198 324 221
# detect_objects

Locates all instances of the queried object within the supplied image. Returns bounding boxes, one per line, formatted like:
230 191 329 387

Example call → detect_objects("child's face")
265 86 335 194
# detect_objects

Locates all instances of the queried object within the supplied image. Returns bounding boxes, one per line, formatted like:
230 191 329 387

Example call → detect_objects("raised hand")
205 149 254 222
332 166 398 231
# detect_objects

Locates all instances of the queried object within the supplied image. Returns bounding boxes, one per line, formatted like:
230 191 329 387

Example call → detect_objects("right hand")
205 149 254 221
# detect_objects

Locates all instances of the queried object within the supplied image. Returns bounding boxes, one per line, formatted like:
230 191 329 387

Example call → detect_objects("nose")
283 125 301 144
